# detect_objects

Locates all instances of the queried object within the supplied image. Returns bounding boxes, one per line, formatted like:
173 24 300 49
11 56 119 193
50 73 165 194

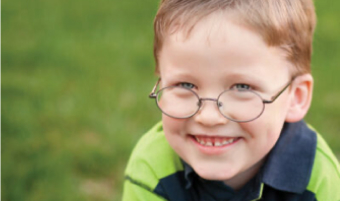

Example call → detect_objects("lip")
188 134 241 155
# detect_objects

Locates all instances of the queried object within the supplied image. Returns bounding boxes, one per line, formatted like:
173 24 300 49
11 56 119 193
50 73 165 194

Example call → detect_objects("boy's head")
150 0 315 190
154 0 316 76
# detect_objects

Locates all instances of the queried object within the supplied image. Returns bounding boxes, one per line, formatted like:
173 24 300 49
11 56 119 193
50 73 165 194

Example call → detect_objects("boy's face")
158 14 293 189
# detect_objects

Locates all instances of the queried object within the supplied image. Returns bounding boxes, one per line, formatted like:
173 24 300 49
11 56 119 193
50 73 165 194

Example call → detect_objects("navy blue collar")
183 120 317 194
262 120 317 193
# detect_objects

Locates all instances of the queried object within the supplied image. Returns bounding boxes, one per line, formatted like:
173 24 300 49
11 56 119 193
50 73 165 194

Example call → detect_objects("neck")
224 157 265 191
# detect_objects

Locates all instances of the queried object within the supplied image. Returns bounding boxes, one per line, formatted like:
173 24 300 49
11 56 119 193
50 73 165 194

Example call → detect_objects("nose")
194 99 229 127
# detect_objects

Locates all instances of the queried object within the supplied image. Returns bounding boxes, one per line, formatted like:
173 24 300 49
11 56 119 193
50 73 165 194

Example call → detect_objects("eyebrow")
162 66 269 87
162 70 196 82
222 72 265 84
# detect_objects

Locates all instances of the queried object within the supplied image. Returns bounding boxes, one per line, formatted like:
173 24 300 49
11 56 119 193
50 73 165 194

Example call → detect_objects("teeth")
205 142 213 146
195 137 200 142
214 142 221 147
195 136 237 147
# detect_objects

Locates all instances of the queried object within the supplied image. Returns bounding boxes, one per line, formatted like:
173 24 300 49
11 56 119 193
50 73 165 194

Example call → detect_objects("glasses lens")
156 86 199 118
218 89 264 122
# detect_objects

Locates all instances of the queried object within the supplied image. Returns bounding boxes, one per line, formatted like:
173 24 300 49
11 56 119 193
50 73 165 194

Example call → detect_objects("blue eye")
234 84 251 91
179 82 195 89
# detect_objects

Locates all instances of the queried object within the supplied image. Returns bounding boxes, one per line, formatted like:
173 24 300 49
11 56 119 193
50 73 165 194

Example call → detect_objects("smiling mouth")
190 135 241 147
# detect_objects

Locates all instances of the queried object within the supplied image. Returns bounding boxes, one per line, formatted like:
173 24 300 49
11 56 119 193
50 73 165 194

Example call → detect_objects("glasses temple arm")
263 77 295 104
149 78 161 98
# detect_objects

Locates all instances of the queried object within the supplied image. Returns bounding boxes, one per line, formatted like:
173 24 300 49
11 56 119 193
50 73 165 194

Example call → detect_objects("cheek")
162 115 191 160
162 115 185 134
162 115 188 146
239 110 285 148
248 97 289 137
267 94 291 120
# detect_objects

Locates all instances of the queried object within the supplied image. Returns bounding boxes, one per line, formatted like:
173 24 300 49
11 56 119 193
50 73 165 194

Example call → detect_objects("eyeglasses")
149 78 294 123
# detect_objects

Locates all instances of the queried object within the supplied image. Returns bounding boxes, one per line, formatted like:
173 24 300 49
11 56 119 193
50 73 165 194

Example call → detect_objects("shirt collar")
183 120 317 194
183 161 195 189
261 120 317 193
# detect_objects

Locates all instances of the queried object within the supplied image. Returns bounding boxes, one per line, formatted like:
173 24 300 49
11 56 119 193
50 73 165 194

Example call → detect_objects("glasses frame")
149 77 295 123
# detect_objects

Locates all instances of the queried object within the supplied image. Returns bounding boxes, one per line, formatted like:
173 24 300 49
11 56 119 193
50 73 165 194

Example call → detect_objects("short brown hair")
153 0 316 76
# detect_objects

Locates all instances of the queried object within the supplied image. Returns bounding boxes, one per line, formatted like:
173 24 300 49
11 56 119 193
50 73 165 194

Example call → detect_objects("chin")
193 164 236 181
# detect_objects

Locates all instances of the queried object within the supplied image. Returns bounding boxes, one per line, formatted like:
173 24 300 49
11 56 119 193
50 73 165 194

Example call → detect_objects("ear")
285 74 313 123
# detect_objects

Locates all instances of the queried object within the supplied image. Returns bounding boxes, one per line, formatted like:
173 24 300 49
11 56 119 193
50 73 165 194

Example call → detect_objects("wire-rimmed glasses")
149 78 294 123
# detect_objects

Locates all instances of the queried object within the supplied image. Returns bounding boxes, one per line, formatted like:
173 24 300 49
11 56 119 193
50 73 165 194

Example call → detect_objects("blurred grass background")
2 0 339 201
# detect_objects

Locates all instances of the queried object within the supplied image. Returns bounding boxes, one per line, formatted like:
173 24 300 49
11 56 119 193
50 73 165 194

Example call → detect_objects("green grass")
2 0 339 200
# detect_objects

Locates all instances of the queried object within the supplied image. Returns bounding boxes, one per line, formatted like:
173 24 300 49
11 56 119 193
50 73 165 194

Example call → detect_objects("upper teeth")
195 137 236 147
205 142 212 146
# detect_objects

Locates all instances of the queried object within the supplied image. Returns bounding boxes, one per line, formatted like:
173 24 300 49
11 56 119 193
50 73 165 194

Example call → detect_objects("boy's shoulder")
124 121 183 191
307 126 340 201
257 121 339 201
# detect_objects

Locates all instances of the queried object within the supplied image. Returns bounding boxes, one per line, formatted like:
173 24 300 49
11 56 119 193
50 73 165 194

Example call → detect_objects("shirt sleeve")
122 178 167 201
122 122 182 201
306 133 340 201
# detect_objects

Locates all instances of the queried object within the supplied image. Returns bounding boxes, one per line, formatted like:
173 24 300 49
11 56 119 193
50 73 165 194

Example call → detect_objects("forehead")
166 13 267 59
159 13 291 83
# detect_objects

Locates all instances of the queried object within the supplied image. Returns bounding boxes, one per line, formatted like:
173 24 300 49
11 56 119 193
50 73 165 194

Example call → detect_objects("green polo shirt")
123 120 339 201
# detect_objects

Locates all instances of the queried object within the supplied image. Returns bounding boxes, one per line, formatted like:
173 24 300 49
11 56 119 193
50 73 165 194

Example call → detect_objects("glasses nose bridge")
198 97 219 109
199 97 218 103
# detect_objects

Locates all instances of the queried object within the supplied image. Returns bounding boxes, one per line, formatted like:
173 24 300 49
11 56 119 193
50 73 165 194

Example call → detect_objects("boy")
123 0 340 200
